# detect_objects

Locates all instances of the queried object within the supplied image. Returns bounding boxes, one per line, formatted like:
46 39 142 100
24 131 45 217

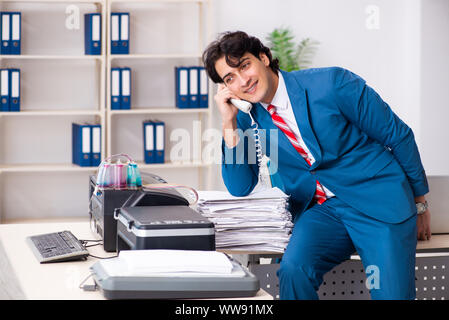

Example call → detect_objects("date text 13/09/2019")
175 304 274 317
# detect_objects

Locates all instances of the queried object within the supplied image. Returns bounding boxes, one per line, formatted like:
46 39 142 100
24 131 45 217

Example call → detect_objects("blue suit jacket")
222 67 429 224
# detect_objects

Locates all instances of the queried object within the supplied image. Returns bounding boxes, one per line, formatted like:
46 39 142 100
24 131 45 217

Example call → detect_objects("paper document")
196 187 293 253
118 249 234 274
95 254 246 278
198 187 288 202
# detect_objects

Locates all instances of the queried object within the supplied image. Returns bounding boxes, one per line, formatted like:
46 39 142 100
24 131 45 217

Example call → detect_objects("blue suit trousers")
277 197 417 300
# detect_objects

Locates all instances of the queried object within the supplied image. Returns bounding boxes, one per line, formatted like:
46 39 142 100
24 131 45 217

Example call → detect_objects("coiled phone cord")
250 116 264 170
248 112 271 188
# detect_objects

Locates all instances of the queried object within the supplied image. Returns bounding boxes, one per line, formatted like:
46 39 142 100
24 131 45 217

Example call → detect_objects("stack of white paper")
196 188 293 253
119 249 234 274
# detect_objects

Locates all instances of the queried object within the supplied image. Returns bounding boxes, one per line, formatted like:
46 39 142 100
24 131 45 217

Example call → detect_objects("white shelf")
110 0 205 3
0 163 98 173
0 110 102 116
0 55 103 60
109 53 202 60
137 161 210 170
0 0 104 3
109 108 209 115
0 161 209 173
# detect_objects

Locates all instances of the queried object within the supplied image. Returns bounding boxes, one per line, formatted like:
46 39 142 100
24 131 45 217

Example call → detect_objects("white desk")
0 220 272 300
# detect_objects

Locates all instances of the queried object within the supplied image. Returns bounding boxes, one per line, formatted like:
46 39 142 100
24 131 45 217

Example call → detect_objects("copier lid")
119 206 214 230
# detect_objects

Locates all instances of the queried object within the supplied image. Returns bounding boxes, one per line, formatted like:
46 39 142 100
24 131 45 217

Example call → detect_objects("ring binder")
91 124 102 167
143 121 155 164
1 12 10 55
85 13 101 55
119 13 129 54
110 13 120 54
9 68 20 112
72 123 92 167
189 66 199 108
199 67 208 108
111 68 121 110
1 69 10 111
175 66 189 108
121 67 131 109
154 120 165 163
10 12 20 55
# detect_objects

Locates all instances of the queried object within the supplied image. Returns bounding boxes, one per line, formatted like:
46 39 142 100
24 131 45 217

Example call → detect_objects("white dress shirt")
261 72 335 198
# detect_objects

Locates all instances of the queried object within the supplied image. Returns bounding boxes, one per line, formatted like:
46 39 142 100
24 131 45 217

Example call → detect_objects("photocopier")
88 172 215 252
89 249 260 299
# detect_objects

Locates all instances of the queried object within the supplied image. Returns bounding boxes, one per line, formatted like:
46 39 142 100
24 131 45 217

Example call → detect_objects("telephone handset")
230 98 252 114
229 99 272 189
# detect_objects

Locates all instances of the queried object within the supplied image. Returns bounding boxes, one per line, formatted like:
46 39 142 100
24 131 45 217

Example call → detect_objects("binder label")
190 68 198 95
122 69 130 95
92 14 100 41
11 14 20 41
82 127 91 153
111 15 119 41
120 14 129 41
180 70 188 95
1 70 8 95
2 14 9 41
11 71 19 97
156 125 164 151
92 127 101 153
200 69 208 94
111 70 120 96
145 124 154 150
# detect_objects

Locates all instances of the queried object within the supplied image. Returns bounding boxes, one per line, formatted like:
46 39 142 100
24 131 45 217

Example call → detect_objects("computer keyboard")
26 231 89 263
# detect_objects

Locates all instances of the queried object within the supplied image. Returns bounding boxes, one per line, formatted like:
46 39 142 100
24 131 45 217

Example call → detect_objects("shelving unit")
0 0 107 174
0 0 105 222
105 0 213 188
0 0 213 222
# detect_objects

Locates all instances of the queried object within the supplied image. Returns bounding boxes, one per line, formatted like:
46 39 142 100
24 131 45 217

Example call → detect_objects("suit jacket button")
310 170 316 174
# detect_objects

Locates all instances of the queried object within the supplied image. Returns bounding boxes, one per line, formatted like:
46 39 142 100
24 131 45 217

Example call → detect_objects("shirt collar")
261 71 288 111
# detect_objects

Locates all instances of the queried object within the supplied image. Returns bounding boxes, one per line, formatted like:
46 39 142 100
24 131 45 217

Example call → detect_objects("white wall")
210 0 448 190
420 0 449 175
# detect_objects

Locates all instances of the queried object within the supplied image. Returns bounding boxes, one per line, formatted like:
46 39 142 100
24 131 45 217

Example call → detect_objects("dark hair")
202 31 279 83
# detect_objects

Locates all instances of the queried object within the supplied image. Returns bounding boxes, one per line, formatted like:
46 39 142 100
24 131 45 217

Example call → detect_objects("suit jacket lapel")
281 70 322 169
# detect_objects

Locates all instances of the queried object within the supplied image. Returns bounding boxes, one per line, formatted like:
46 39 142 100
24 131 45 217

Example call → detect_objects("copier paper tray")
90 258 260 299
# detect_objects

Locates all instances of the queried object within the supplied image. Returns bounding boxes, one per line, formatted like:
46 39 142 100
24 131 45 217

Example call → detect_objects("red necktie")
268 104 327 204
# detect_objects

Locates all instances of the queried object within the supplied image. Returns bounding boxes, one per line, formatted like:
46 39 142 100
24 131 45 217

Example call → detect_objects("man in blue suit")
202 31 431 300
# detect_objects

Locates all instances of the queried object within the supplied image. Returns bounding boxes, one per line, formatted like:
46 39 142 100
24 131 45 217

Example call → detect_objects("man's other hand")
417 209 431 241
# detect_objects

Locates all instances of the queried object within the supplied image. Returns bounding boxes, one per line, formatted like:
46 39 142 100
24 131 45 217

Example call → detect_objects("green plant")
266 27 319 72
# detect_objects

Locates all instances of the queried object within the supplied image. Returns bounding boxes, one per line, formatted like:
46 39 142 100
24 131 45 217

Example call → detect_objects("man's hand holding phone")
215 84 241 148
215 84 241 124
